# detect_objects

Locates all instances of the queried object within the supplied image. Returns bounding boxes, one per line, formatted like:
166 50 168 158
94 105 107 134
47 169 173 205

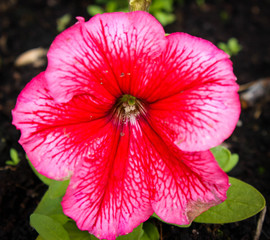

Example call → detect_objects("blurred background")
0 0 269 239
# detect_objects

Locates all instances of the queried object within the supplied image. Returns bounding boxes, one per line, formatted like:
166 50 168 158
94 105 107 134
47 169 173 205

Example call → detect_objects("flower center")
112 94 146 124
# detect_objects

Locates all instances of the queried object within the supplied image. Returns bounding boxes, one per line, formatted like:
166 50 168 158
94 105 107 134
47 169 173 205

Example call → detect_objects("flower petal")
138 121 229 225
62 119 228 239
46 11 166 103
12 72 112 179
147 33 240 151
151 150 229 224
62 122 153 240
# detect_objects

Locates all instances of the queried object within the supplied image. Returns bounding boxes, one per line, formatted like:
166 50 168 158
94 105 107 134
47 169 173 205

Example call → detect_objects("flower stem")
128 0 152 12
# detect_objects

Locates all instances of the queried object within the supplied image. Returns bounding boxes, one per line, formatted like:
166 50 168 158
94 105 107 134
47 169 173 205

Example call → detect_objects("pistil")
112 94 145 124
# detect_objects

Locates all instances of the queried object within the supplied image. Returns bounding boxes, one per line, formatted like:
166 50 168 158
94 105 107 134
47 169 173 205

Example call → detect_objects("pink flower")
12 11 240 240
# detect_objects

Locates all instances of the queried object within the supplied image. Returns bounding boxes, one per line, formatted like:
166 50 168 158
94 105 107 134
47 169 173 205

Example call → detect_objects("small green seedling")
211 145 239 173
6 148 20 166
218 38 242 57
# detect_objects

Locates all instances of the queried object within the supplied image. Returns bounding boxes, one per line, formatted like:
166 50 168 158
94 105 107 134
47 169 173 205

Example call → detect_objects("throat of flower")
112 94 146 124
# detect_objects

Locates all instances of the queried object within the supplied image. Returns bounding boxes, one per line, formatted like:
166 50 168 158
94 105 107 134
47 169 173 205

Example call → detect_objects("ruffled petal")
147 33 240 151
151 151 229 224
62 118 228 239
46 11 166 103
62 122 153 240
138 121 229 225
12 72 113 179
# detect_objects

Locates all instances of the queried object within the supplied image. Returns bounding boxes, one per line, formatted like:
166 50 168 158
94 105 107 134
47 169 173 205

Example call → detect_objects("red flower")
12 11 240 240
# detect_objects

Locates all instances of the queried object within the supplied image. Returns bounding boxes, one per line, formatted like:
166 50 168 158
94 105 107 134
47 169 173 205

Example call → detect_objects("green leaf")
228 38 242 55
140 222 159 240
50 214 69 225
30 214 70 240
106 1 118 12
117 224 143 240
34 189 64 216
226 154 239 172
150 0 174 12
217 38 242 56
87 5 105 16
194 177 266 223
211 146 238 172
10 148 20 163
154 11 176 26
64 221 98 240
56 14 72 32
48 180 69 198
6 148 20 166
211 145 230 169
5 160 16 165
218 42 230 55
151 213 191 228
64 220 143 240
27 156 53 185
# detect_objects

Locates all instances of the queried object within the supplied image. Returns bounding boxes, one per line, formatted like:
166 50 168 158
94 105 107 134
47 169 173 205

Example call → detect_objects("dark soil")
0 0 269 239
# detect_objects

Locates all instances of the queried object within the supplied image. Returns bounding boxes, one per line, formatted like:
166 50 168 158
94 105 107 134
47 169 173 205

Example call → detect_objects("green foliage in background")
218 38 242 56
87 0 176 26
6 148 20 166
56 14 72 32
